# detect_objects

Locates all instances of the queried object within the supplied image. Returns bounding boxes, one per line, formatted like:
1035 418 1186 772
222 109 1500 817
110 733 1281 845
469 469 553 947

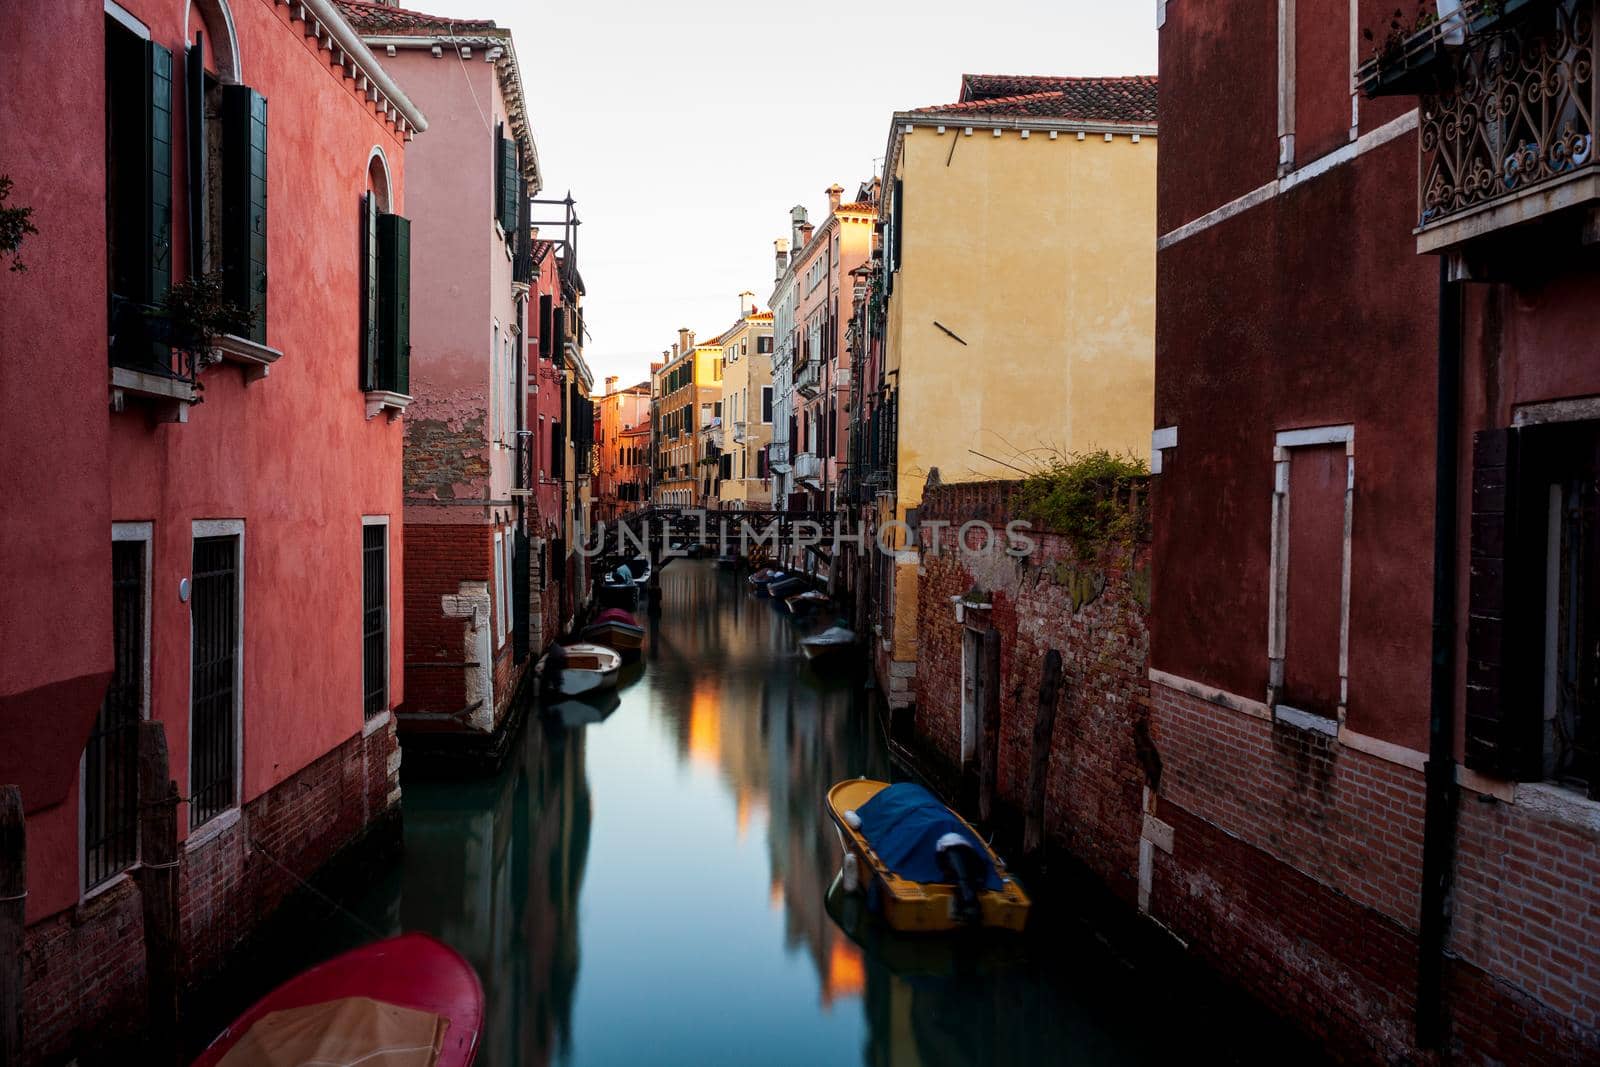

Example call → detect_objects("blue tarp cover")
855 783 1002 890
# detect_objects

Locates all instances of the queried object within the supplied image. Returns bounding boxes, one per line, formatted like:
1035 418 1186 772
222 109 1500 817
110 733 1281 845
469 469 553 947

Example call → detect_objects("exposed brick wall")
908 479 1599 1063
20 718 400 1064
1152 682 1600 1062
403 413 490 502
22 876 147 1062
914 479 1152 901
401 522 490 714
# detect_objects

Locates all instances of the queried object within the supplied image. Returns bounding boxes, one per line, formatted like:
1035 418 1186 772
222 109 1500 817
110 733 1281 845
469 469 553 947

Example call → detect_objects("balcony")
795 358 821 398
732 420 748 443
108 298 199 423
768 441 791 473
793 451 822 481
1362 1 1599 255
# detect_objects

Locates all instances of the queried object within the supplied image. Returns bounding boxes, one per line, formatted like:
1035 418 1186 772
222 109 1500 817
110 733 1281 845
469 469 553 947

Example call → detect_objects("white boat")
799 625 857 664
537 642 623 697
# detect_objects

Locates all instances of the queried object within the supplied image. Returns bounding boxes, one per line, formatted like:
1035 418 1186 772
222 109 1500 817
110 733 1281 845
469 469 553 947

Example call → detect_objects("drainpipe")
1417 255 1462 1048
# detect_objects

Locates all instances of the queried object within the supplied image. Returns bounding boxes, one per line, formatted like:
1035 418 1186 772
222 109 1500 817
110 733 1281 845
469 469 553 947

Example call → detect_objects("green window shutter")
222 84 268 342
184 39 207 278
377 213 411 395
147 40 174 305
494 124 505 224
553 307 566 368
361 193 379 389
499 138 519 233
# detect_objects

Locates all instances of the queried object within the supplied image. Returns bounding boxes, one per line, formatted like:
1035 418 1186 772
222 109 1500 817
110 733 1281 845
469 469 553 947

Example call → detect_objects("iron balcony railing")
109 295 201 388
795 358 821 398
1418 0 1593 249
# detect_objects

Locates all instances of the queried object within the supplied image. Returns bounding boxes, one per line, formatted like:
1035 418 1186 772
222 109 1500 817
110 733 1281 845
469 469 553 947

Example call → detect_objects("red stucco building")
0 0 422 1059
1152 1 1599 1060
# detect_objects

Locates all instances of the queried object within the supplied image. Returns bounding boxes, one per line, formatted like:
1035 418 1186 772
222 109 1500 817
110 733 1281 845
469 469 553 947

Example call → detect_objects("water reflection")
236 560 1297 1066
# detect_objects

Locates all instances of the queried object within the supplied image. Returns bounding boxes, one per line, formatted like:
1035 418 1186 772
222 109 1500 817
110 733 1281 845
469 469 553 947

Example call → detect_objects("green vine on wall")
0 175 39 274
1014 449 1148 560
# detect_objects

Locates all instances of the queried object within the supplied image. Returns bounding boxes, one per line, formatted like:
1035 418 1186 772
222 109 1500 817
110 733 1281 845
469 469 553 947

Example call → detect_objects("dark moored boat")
784 589 829 616
766 575 810 600
192 933 483 1067
582 608 645 658
799 624 857 665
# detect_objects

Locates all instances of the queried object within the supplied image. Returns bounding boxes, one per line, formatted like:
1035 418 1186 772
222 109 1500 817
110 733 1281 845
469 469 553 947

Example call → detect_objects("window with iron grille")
362 522 387 718
84 536 147 890
190 533 239 828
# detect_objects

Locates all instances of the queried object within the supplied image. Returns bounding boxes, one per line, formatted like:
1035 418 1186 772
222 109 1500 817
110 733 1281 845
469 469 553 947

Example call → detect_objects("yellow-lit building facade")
873 74 1157 706
652 328 723 508
714 309 774 510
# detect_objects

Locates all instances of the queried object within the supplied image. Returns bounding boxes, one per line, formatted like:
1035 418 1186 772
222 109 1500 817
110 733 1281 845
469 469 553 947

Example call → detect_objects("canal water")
214 559 1313 1066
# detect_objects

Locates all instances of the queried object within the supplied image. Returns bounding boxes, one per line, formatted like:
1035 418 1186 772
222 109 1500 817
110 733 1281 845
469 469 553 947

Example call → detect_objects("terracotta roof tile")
909 74 1157 125
835 201 877 215
333 1 498 35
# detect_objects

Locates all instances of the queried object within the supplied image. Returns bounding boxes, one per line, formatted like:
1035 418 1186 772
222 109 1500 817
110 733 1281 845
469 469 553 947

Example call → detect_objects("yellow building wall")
884 125 1156 664
713 319 773 509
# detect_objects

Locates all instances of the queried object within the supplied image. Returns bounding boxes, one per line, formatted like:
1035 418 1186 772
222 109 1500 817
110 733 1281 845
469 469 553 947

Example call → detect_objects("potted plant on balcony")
155 271 255 389
0 175 38 274
1467 0 1540 34
1357 3 1445 96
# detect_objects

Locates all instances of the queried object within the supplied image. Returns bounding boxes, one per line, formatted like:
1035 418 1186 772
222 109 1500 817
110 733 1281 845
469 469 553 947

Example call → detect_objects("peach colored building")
594 375 651 522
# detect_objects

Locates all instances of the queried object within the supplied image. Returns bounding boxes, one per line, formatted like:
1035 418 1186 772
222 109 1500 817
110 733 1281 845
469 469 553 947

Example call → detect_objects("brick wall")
914 479 1152 901
1151 682 1600 1062
21 717 400 1064
909 478 1600 1063
401 522 490 715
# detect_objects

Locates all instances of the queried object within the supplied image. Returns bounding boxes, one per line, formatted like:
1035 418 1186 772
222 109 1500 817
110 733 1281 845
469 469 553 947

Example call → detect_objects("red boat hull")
192 934 483 1067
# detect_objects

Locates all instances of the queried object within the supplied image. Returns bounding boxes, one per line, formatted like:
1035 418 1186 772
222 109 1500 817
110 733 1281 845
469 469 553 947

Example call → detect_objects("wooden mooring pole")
1 785 24 1064
137 721 181 1065
1024 650 1065 856
978 626 1002 824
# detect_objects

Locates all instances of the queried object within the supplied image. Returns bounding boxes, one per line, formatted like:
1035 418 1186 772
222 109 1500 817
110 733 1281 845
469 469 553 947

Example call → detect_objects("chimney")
798 220 814 248
870 175 882 205
650 360 664 374
605 375 619 394
790 205 809 251
678 327 694 354
774 238 789 282
826 183 843 213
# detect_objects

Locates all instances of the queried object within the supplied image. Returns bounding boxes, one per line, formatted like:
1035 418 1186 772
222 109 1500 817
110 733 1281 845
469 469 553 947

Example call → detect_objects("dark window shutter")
538 295 553 360
147 40 174 305
222 84 267 342
553 307 567 368
513 530 530 661
891 178 903 274
184 38 207 278
1465 428 1542 779
551 421 564 477
360 193 379 389
497 136 518 233
493 124 505 223
377 212 411 395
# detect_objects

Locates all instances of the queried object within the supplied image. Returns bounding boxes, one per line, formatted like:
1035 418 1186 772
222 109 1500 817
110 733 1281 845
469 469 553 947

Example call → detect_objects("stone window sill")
365 390 413 420
1514 781 1600 834
185 806 241 852
110 366 197 423
213 333 283 384
1272 703 1339 738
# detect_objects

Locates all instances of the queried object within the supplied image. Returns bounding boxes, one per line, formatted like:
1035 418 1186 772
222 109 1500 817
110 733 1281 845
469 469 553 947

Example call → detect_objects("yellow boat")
825 779 1030 933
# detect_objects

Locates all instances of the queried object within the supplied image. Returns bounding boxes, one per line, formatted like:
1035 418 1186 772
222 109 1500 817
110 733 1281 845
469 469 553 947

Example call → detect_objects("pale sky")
416 0 1157 387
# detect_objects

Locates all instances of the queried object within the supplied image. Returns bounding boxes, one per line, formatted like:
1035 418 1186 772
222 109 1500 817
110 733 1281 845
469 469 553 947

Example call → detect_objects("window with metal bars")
84 538 146 890
363 523 388 718
190 534 239 828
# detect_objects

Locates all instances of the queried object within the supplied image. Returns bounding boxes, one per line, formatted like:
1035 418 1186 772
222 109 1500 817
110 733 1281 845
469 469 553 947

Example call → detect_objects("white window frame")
361 516 391 726
502 525 514 642
81 523 154 897
1267 425 1354 726
493 528 507 646
188 518 245 838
